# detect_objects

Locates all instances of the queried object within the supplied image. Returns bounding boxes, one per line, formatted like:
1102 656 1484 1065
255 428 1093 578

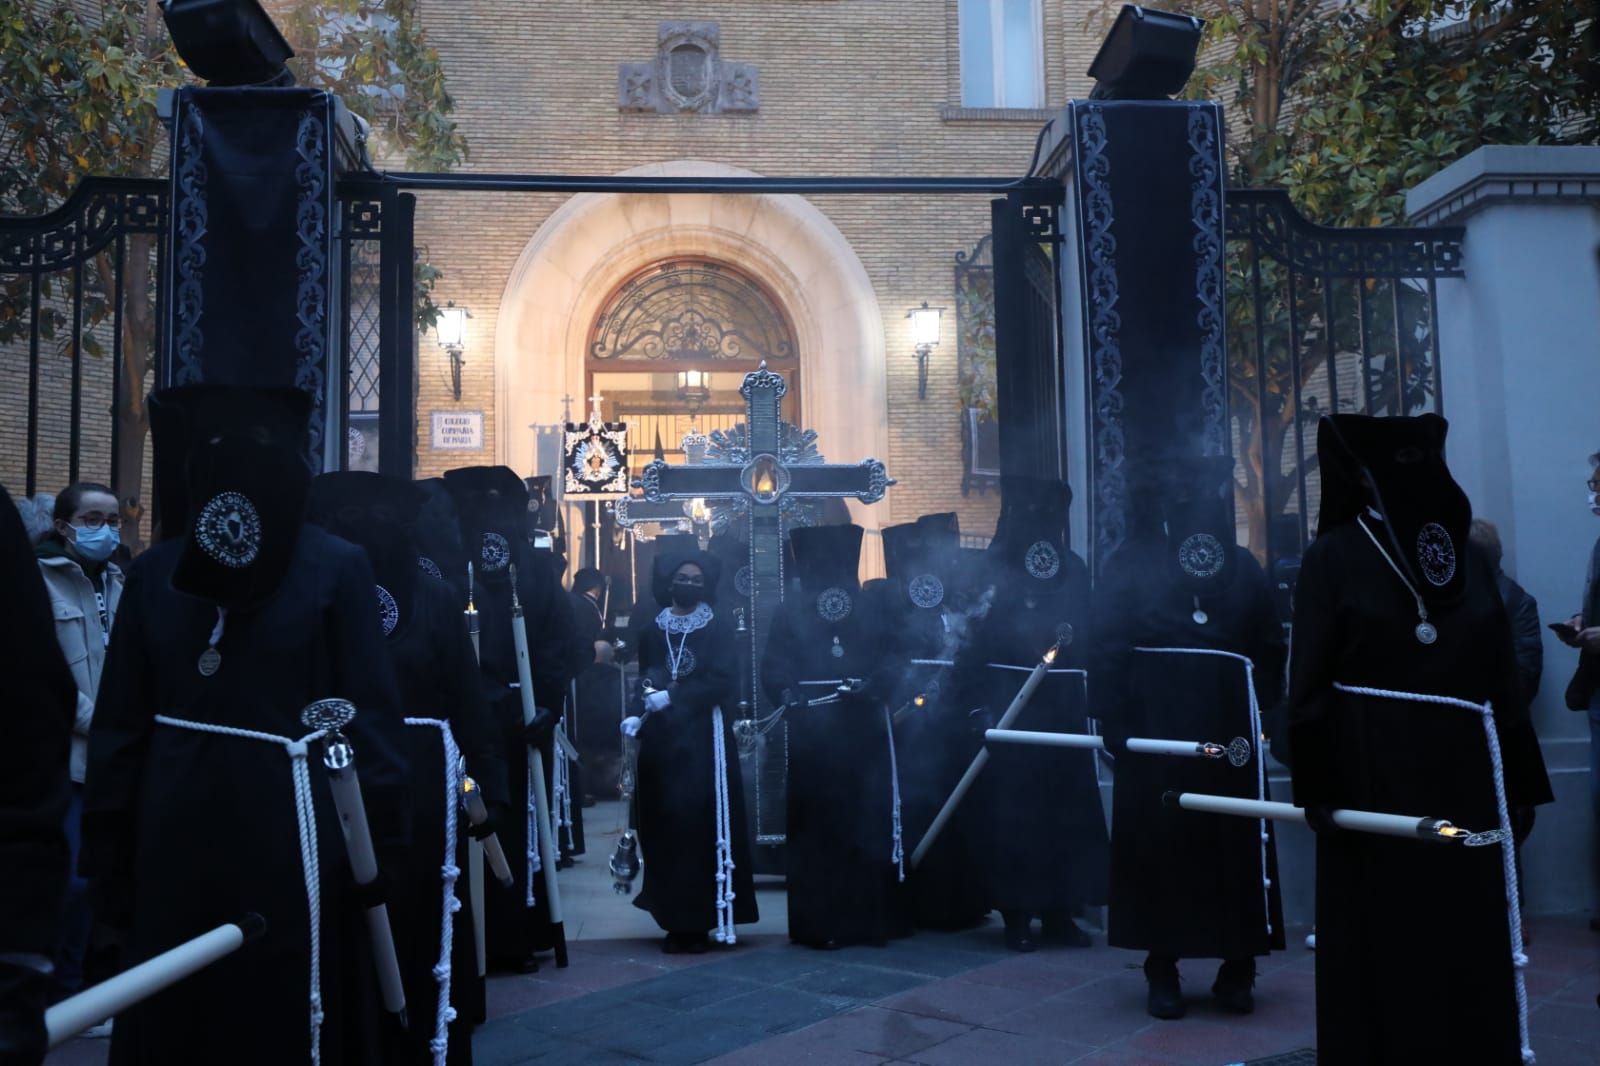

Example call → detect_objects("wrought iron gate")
1 177 418 541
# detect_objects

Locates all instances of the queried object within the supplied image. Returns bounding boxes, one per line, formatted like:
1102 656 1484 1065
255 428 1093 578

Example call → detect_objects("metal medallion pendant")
198 646 222 677
1415 621 1438 645
1192 609 1210 625
831 636 845 659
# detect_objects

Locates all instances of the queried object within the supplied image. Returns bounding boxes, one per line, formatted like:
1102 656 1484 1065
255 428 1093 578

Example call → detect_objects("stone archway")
494 159 889 571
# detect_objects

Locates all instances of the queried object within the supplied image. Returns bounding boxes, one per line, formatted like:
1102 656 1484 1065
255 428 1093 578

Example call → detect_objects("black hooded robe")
385 574 507 1064
474 549 581 965
83 528 410 1066
763 581 902 947
954 551 1109 921
1097 539 1287 961
1289 525 1552 1065
632 604 759 935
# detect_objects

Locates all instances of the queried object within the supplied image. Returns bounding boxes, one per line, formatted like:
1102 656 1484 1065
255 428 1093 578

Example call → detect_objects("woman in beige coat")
36 481 124 1005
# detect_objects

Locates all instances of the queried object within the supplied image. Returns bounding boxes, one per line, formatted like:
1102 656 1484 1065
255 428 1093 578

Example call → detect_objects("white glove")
620 716 644 737
644 689 672 714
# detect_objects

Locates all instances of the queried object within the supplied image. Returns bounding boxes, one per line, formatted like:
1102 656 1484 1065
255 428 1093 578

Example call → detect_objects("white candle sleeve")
1167 792 1468 842
45 918 262 1049
326 763 380 885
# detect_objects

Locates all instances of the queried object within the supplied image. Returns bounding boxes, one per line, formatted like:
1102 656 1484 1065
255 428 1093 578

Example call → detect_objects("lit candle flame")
1042 644 1059 665
463 778 476 794
755 469 776 494
691 497 708 521
914 695 926 707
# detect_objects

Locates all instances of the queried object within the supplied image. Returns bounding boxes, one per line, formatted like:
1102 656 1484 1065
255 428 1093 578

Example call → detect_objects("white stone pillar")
1409 145 1600 912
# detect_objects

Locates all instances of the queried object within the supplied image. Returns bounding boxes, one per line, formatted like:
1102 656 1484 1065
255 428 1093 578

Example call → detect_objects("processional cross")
631 362 894 844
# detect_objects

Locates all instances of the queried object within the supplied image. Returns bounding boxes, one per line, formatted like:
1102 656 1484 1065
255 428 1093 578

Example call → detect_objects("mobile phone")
1548 621 1579 642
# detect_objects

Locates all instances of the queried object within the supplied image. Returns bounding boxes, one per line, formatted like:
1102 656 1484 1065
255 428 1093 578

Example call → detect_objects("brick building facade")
405 1 1106 562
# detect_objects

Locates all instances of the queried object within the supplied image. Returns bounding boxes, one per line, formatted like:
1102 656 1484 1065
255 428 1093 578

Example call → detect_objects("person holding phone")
1556 452 1600 931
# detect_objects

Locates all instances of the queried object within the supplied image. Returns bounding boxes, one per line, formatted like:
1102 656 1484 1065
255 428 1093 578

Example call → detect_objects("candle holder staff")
81 385 411 1065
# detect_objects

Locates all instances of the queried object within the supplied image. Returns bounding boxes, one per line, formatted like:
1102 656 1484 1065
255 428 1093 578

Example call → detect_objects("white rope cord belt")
153 715 328 1066
403 718 464 1066
1331 683 1534 1065
711 706 738 945
884 705 904 882
1133 648 1273 938
555 743 575 852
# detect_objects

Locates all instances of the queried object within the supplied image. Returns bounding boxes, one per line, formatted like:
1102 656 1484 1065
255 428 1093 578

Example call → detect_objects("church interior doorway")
578 255 802 613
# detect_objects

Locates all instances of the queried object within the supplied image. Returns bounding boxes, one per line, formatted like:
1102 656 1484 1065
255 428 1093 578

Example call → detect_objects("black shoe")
1002 913 1036 953
1212 958 1256 1014
685 932 711 955
515 952 541 974
1041 917 1092 948
1144 956 1184 1020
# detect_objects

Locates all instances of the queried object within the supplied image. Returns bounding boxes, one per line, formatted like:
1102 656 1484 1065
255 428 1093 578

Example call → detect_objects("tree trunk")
113 233 155 553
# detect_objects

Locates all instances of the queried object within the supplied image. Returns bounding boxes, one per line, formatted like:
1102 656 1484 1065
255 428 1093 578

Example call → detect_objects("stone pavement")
44 800 1600 1064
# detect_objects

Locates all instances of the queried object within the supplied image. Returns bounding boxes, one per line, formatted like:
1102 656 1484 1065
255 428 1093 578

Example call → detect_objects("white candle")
45 918 261 1048
1168 792 1473 842
323 743 407 1020
463 777 514 888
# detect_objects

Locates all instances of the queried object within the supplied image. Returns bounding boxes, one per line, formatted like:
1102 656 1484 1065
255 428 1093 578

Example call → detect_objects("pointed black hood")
306 471 421 637
155 385 313 607
1317 413 1471 606
443 465 529 584
989 477 1072 589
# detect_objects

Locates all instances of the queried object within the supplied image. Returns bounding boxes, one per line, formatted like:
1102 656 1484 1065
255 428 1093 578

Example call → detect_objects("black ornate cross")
633 362 893 845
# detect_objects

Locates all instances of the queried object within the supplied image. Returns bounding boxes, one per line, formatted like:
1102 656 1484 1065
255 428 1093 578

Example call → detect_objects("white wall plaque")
431 410 485 450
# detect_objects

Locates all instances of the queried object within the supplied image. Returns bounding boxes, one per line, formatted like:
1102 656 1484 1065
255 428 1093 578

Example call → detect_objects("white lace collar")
656 601 713 634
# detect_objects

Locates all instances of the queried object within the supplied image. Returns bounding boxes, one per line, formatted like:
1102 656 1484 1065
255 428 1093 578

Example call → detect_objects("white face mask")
1588 491 1600 517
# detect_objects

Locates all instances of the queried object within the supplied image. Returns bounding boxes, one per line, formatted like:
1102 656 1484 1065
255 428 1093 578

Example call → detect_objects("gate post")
1040 100 1229 573
1407 146 1600 917
161 87 363 473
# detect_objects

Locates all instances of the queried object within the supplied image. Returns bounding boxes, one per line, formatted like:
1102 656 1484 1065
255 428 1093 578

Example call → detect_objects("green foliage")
0 1 183 214
1099 1 1600 226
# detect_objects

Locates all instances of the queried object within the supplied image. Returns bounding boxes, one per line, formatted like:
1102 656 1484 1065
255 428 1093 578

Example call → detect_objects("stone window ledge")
940 105 1055 123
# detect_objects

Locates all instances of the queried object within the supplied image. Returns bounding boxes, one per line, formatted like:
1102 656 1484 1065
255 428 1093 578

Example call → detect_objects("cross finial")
561 394 574 423
588 392 605 425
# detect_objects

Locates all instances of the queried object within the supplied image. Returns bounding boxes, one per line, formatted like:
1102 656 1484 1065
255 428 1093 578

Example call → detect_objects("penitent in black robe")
883 581 986 930
632 608 758 934
762 586 903 946
386 574 507 1064
954 552 1109 920
83 528 410 1066
1096 539 1286 961
1288 525 1552 1065
475 549 582 967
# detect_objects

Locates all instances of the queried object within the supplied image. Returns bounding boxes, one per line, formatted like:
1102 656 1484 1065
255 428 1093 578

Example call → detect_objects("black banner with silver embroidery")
164 88 341 472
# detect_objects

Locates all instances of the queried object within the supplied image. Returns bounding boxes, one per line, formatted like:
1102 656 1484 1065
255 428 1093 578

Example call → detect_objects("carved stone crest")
618 22 760 115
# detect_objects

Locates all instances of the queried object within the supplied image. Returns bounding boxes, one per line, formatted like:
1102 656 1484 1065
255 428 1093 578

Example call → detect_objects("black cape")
762 585 903 946
1096 539 1287 960
1288 524 1551 1065
953 550 1109 919
631 606 759 934
386 574 507 1063
83 528 410 1065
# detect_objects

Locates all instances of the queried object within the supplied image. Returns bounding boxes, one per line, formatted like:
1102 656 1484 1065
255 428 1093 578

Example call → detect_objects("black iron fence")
0 178 168 543
1223 189 1464 580
3 177 1461 570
